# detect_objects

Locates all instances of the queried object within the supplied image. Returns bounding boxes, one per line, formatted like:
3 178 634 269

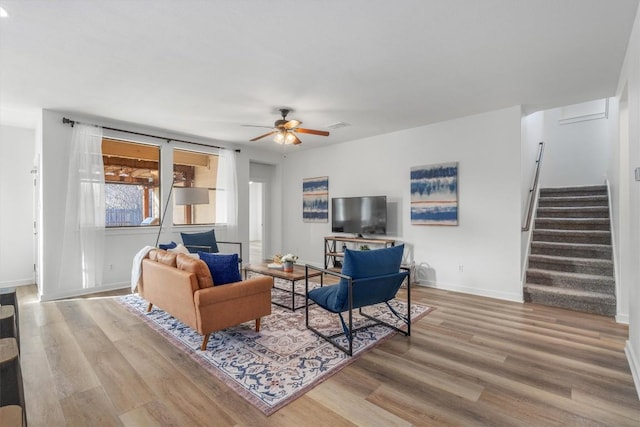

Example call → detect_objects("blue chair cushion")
308 244 405 312
309 272 408 313
341 244 404 280
158 241 177 250
308 284 340 313
198 252 242 285
181 229 219 254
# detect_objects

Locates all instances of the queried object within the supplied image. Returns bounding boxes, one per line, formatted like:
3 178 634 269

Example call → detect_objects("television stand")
324 236 396 269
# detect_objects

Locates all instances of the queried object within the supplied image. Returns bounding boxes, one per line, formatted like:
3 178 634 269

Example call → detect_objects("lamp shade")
174 187 210 205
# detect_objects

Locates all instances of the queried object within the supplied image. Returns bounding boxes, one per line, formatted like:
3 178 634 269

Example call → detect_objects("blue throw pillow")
158 241 177 250
198 252 241 285
181 229 219 254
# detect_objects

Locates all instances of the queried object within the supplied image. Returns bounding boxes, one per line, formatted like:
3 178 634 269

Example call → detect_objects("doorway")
249 181 264 263
249 162 276 264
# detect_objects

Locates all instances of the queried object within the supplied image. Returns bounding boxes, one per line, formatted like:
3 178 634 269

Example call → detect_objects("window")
173 148 219 225
102 139 160 227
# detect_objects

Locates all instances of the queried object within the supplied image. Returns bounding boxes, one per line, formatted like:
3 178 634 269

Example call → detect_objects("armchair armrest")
217 240 243 258
194 275 272 306
305 264 349 281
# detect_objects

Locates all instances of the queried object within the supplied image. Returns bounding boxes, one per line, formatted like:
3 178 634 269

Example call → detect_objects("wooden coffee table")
244 263 323 311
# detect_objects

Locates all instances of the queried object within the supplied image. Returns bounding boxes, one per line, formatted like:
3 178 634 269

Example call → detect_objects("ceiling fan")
247 108 330 145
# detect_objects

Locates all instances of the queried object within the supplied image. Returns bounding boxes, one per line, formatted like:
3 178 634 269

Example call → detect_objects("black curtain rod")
61 117 241 152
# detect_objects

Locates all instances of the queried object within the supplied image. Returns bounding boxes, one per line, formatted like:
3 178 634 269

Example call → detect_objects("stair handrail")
522 142 545 232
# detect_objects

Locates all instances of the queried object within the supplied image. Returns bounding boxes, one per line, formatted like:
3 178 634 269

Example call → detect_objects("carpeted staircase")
524 185 616 316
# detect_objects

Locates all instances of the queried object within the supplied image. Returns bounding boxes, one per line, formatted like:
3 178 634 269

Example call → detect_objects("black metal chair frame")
305 264 411 356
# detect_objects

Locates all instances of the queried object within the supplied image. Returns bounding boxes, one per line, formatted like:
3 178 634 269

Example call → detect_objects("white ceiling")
0 0 638 151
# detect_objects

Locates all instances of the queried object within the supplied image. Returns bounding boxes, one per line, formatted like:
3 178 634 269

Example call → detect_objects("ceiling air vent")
326 121 350 130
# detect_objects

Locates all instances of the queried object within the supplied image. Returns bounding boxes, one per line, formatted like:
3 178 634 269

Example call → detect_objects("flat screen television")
331 196 387 236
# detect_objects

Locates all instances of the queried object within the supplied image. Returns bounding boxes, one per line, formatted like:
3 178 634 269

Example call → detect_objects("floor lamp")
154 186 210 247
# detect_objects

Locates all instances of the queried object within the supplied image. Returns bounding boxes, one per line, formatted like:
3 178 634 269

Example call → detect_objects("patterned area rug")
119 278 433 415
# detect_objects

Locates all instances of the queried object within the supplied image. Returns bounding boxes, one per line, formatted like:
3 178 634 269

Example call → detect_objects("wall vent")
327 121 350 130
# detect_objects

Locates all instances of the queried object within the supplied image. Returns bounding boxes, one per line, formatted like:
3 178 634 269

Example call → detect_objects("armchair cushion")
181 229 219 254
337 244 404 308
309 244 405 313
341 244 404 280
198 252 242 285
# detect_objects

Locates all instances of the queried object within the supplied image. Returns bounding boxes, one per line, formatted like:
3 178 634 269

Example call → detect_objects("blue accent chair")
305 244 411 356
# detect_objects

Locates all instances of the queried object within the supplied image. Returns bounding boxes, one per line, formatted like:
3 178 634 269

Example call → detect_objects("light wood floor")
13 283 640 426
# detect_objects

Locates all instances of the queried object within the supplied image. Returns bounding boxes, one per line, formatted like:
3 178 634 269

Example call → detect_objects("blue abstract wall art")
303 176 329 222
410 162 458 225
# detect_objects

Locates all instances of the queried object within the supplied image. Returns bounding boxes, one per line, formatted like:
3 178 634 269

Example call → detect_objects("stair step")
530 241 612 259
538 195 608 207
534 218 610 231
523 284 616 317
526 269 615 294
532 229 611 245
528 254 613 275
539 186 607 197
536 206 609 219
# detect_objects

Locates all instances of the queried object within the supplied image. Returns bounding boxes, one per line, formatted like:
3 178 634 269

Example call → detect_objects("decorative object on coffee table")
280 253 298 272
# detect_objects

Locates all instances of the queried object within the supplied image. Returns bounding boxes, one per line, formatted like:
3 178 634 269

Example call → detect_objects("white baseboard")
40 282 129 302
616 313 630 324
417 279 523 303
625 341 640 399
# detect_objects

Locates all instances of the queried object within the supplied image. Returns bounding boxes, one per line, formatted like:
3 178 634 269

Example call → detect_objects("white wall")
540 101 616 188
281 106 523 302
520 111 545 270
614 4 640 398
0 125 35 287
37 109 284 300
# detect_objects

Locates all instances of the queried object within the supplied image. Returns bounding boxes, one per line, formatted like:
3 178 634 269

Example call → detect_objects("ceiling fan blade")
295 128 330 137
290 133 302 145
284 119 301 129
250 131 276 142
241 124 274 129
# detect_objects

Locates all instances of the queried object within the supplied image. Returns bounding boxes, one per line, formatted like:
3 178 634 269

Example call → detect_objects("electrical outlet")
458 264 464 272
108 264 114 271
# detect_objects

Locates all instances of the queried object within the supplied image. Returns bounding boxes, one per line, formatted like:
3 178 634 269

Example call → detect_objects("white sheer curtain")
59 123 105 290
216 148 238 240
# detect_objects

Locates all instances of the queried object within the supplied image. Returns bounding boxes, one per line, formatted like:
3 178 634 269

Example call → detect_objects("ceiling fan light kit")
248 108 330 145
